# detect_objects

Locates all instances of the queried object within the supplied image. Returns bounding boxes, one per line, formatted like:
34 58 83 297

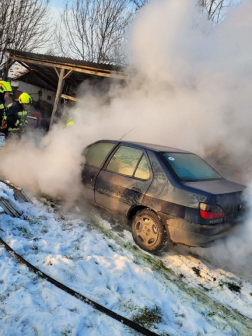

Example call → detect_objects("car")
81 140 246 253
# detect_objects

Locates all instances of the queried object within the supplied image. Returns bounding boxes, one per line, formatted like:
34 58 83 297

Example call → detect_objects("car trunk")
183 179 246 216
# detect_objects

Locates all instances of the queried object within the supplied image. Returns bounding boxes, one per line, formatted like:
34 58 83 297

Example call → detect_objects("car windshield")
163 153 222 181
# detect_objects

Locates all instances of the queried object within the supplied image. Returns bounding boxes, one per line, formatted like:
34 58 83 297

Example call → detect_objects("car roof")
99 140 191 153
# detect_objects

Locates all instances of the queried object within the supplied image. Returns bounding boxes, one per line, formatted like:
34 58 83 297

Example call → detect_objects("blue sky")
50 0 64 8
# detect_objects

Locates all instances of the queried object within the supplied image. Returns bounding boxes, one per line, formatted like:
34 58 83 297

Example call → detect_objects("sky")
50 0 64 8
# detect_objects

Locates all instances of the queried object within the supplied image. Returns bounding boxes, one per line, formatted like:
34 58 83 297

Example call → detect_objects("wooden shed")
5 49 125 129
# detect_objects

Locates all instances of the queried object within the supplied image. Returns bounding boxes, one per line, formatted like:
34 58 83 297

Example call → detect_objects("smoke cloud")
0 0 252 274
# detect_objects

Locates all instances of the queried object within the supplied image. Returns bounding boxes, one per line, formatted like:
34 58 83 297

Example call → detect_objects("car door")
81 141 117 201
94 145 153 216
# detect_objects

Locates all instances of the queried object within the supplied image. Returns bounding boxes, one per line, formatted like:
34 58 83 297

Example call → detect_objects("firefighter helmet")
0 81 12 93
19 92 32 105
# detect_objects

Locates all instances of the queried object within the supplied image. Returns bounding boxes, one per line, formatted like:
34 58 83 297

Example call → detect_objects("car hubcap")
135 216 159 247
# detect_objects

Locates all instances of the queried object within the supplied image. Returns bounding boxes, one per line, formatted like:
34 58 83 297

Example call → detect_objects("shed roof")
8 49 123 73
7 49 125 96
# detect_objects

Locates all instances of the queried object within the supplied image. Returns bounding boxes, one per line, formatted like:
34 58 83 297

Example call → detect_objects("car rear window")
84 142 116 168
163 153 222 181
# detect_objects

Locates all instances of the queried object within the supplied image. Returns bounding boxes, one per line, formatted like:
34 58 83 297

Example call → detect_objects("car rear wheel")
131 209 167 253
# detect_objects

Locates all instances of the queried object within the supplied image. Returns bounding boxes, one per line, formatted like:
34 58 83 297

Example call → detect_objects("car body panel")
95 147 153 216
158 213 238 246
81 140 246 247
183 179 245 195
95 170 152 216
81 165 100 201
183 179 246 216
81 140 118 201
142 150 208 210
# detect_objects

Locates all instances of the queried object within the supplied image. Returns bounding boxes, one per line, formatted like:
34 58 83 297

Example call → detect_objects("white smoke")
187 186 252 277
0 125 85 199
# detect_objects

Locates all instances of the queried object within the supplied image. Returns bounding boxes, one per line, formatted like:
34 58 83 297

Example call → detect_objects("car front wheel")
131 209 167 253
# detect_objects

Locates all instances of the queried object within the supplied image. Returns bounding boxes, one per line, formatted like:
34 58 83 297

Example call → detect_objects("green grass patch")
192 267 201 277
133 306 162 327
223 282 241 293
199 284 210 292
16 226 33 239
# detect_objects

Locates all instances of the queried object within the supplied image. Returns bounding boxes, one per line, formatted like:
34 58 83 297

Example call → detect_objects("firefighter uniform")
6 102 28 134
66 118 74 126
6 92 32 136
0 81 12 132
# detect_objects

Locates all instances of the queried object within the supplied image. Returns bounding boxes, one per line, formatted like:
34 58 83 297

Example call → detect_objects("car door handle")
132 187 141 192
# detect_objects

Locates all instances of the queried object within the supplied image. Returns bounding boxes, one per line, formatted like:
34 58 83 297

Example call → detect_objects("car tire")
131 209 167 253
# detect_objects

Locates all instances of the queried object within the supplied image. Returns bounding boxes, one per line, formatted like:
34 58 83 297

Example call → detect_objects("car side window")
106 146 143 177
84 142 116 168
134 155 150 180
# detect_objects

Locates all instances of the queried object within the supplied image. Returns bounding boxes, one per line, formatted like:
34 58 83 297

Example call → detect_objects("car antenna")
119 127 137 141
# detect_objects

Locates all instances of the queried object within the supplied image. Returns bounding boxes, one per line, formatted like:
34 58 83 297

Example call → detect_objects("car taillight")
199 203 225 220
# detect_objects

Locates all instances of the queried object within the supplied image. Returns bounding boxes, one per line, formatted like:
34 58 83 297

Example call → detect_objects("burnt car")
81 140 246 253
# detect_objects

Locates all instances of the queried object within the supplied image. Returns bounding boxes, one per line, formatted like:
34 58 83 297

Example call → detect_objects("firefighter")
6 92 32 137
66 118 74 126
0 81 13 132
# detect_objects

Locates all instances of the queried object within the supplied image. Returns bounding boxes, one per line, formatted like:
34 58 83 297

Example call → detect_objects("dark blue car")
82 140 245 253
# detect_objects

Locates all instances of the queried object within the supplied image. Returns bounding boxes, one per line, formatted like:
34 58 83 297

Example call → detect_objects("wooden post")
49 68 65 130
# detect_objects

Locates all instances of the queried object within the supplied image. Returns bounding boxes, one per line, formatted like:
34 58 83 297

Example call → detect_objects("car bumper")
158 212 242 247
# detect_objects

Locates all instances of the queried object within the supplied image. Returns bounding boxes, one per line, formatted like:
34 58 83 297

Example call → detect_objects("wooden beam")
17 61 57 90
63 70 73 79
54 67 60 77
50 68 65 130
61 94 78 102
9 54 122 74
8 55 125 79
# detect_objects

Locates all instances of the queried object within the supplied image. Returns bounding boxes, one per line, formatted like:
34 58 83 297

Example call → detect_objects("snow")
0 181 252 336
8 63 27 80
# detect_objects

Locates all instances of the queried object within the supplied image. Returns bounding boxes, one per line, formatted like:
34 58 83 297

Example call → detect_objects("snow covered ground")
0 181 252 336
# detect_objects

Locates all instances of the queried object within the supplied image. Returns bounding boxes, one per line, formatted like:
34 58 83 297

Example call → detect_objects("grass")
82 211 252 334
16 226 33 239
224 282 241 293
133 306 162 327
7 201 251 335
199 284 210 292
192 267 201 277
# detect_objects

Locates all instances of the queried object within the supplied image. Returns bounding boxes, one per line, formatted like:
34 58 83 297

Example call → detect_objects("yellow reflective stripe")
0 104 4 109
66 120 74 126
18 111 28 116
15 120 20 126
8 128 19 132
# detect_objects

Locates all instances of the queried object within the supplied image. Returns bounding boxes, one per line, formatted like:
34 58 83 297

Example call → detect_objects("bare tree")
130 0 149 10
57 0 133 64
0 0 52 66
198 0 241 23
